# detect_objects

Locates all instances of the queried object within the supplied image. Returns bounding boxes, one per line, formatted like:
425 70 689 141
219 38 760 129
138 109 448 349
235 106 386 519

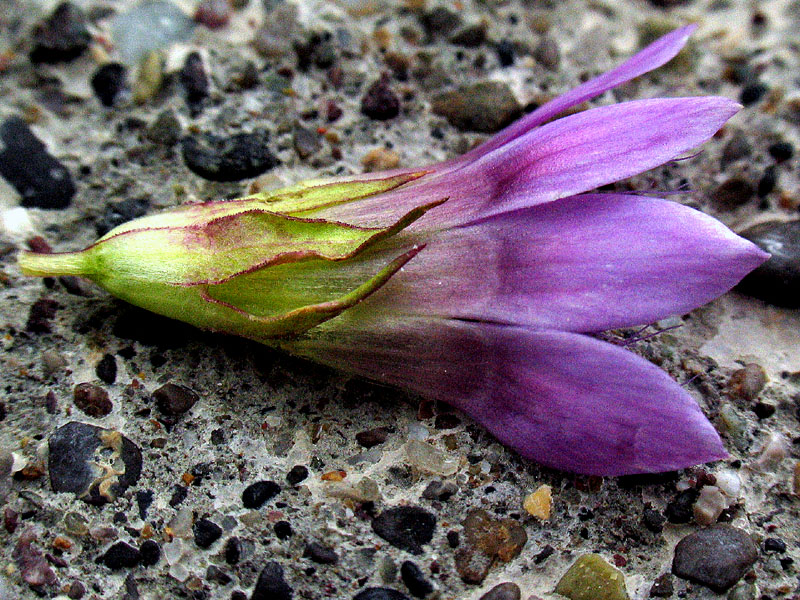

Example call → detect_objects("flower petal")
287 317 727 475
460 24 697 162
378 193 769 332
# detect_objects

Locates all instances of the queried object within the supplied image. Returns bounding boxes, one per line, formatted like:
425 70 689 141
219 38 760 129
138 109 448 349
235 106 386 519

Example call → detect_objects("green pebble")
555 554 630 600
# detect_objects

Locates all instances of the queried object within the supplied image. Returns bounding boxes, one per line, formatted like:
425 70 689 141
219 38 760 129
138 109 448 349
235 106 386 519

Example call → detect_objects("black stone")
768 141 794 162
95 197 150 236
446 530 459 548
672 525 758 592
251 562 293 600
95 354 117 385
303 541 338 564
740 83 767 106
0 117 75 209
182 130 279 182
169 485 188 507
737 220 800 307
207 565 232 585
193 518 223 549
664 488 700 524
764 537 786 553
533 544 554 564
153 383 199 416
361 74 400 121
355 427 388 448
400 561 433 598
419 7 462 38
26 297 60 333
180 52 209 114
224 537 242 564
649 573 674 598
371 506 436 555
91 63 127 107
286 465 308 485
49 422 142 505
242 481 281 509
30 2 91 63
73 382 112 417
102 542 141 569
354 588 410 600
643 507 666 533
274 521 292 540
479 582 521 600
135 489 154 520
139 540 160 567
757 166 776 198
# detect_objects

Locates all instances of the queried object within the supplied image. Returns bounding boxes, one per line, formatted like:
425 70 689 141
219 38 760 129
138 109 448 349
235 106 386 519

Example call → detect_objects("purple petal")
379 193 769 332
289 318 727 475
459 24 697 162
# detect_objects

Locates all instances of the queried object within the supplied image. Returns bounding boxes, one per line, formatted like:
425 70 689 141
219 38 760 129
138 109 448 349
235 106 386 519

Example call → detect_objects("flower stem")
18 250 89 277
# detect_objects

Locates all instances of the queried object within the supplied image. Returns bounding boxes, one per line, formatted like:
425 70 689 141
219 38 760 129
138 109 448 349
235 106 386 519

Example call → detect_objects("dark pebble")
65 580 86 599
727 363 767 401
73 382 112 417
153 383 199 416
26 297 60 333
665 489 699 524
361 74 400 120
194 518 223 548
753 401 776 419
146 110 182 146
372 506 436 555
768 141 794 162
30 2 91 63
740 83 767 106
195 0 231 29
91 63 127 107
13 531 57 587
400 561 434 598
95 196 151 236
449 23 487 47
182 130 279 181
757 166 776 198
434 414 460 429
432 82 522 133
721 133 752 166
421 480 457 501
303 541 338 564
169 485 188 507
0 401 6 422
95 354 117 385
136 489 154 519
479 582 521 600
286 465 309 485
534 544 554 564
649 573 674 597
642 507 666 533
446 530 459 548
710 177 755 210
326 100 343 122
274 521 292 539
354 589 411 600
139 540 160 566
242 480 281 509
533 36 561 71
232 592 248 600
102 541 141 569
0 117 76 209
224 537 242 564
737 220 800 307
495 40 515 66
764 537 786 553
672 525 758 592
419 7 462 38
251 561 293 600
180 51 209 114
207 564 233 584
355 427 388 448
293 127 321 159
48 422 142 504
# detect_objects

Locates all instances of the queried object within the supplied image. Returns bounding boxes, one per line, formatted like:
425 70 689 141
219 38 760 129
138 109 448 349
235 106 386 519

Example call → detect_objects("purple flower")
19 26 768 475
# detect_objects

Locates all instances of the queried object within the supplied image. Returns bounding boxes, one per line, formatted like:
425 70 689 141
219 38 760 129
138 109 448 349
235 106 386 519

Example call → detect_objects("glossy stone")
737 220 800 307
672 525 758 592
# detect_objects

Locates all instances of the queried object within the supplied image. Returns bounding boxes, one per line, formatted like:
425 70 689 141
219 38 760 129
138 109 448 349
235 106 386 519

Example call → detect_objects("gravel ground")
1 1 799 599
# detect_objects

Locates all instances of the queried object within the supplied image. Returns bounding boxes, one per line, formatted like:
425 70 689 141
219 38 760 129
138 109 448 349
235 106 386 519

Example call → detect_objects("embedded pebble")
193 518 222 548
405 440 459 476
479 582 521 600
710 177 755 210
73 382 113 417
0 117 75 209
293 126 322 159
554 553 630 600
421 480 458 501
102 541 141 569
224 537 242 564
286 465 309 485
110 0 195 65
180 52 209 114
372 506 436 555
648 573 674 598
355 427 389 448
727 363 767 401
133 50 165 104
139 540 161 566
455 509 527 584
251 4 300 58
693 485 727 526
13 530 57 588
671 525 758 592
30 2 91 63
95 354 117 385
449 23 487 47
361 74 401 120
195 0 232 29
534 36 561 71
737 220 800 307
665 488 699 524
153 383 199 416
26 298 60 333
303 541 338 564
0 449 12 503
400 560 433 597
523 484 552 520
251 561 294 600
362 148 401 172
182 130 279 181
96 197 152 236
48 422 142 504
91 63 127 107
751 432 788 470
242 480 281 509
432 82 522 133
354 589 411 600
146 109 182 146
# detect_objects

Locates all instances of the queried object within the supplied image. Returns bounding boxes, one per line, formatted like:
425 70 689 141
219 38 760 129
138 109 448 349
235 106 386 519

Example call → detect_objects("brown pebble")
355 427 389 448
727 363 767 401
455 509 527 584
361 73 400 120
479 582 521 600
73 382 112 417
153 383 199 416
710 177 755 210
26 297 60 333
362 147 400 172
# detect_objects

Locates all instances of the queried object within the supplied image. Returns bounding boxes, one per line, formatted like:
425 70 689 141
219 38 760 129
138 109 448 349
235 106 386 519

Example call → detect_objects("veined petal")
375 193 769 332
286 317 727 475
459 24 697 162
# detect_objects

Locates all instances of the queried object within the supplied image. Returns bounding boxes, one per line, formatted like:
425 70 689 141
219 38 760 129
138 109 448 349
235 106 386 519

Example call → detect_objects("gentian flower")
19 25 768 475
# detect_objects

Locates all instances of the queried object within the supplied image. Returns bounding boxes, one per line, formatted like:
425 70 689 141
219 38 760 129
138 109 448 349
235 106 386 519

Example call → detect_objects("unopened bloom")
19 26 767 475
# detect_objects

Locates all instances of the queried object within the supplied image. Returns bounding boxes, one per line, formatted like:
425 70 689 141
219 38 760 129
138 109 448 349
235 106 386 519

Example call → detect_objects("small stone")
432 82 522 133
13 530 57 588
727 582 758 600
752 432 788 470
132 50 165 104
419 7 462 38
293 127 322 159
361 148 401 172
224 537 242 564
139 540 160 566
26 298 60 333
421 480 457 501
96 197 151 236
355 427 389 448
479 582 521 600
757 166 776 198
354 589 411 600
642 508 666 533
449 23 487 47
146 109 182 146
30 2 91 63
195 0 231 29
737 220 800 307
710 177 755 210
251 5 299 58
456 509 527 584
665 488 699 524
49 422 142 505
372 506 436 555
110 0 195 65
91 63 127 107
768 141 793 162
274 521 292 540
534 36 560 71
720 133 752 166
555 553 630 600
207 565 232 585
251 562 293 600
193 518 222 548
764 537 786 553
96 354 117 385
65 580 86 599
183 130 279 181
672 525 758 593
73 383 113 417
303 541 338 564
693 485 726 526
153 383 198 416
523 484 552 520
180 52 209 114
242 480 281 508
649 573 673 597
405 440 459 476
727 363 767 400
400 561 433 598
495 40 515 67
0 117 75 209
102 541 141 569
361 74 400 120
286 465 308 485
739 83 767 106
